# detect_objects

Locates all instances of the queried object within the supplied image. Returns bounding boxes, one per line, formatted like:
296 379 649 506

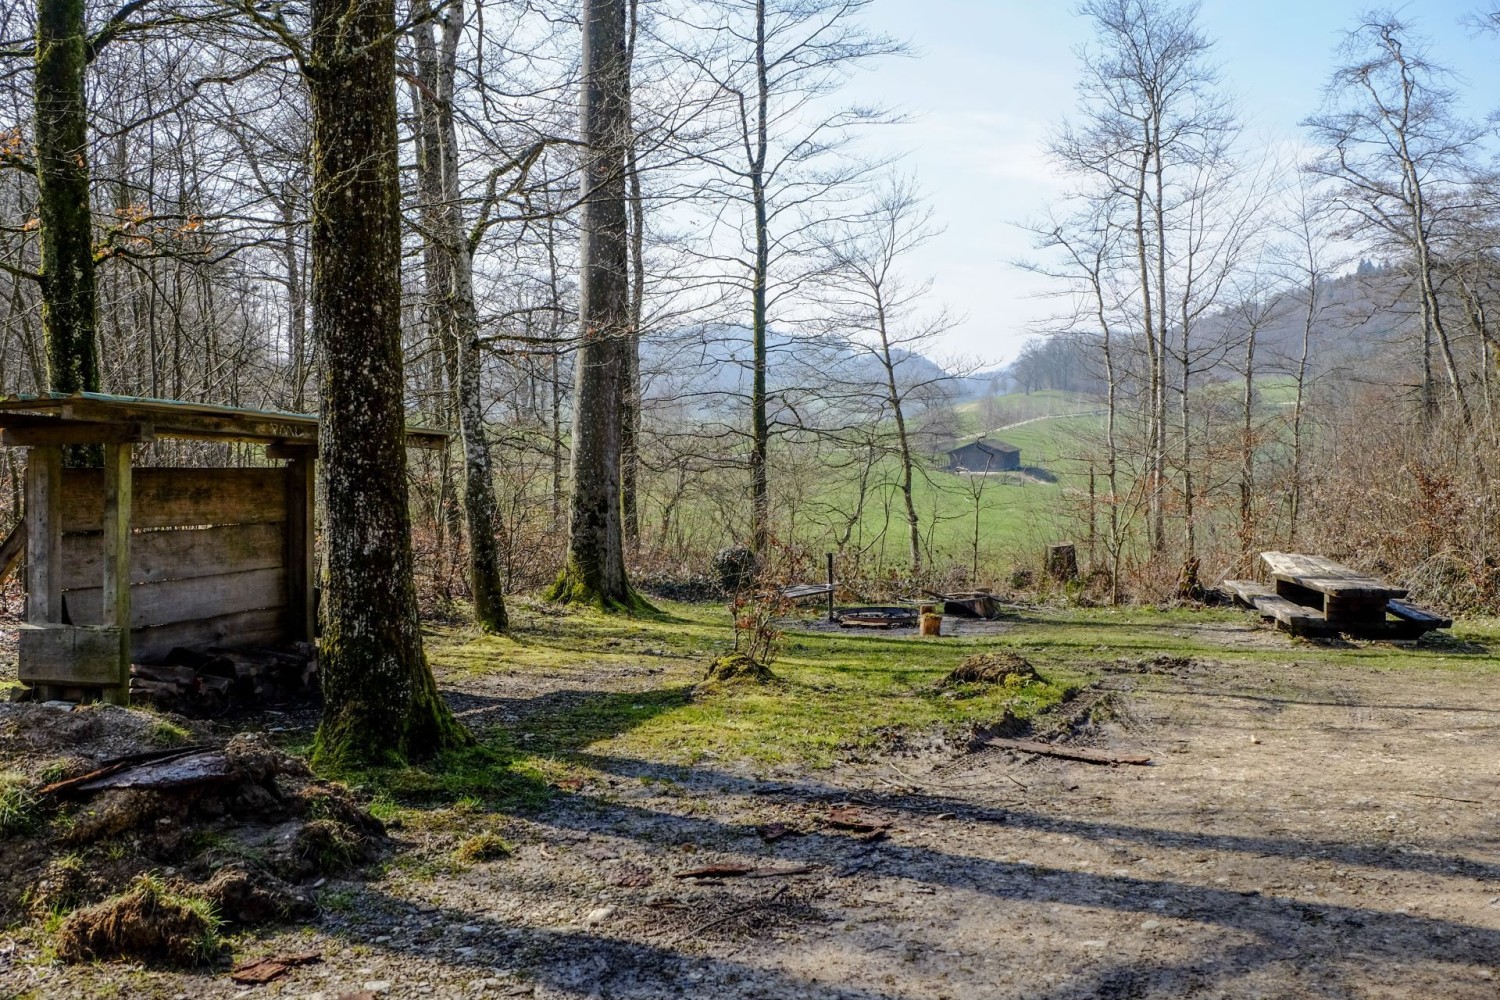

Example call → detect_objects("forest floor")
2 601 1499 999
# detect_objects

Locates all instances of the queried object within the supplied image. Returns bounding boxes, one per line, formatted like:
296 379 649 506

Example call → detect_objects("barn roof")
0 392 450 449
947 438 1020 457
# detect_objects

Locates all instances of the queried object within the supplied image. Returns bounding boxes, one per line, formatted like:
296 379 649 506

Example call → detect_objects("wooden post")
24 447 62 701
284 451 317 643
25 446 61 624
826 552 835 622
101 442 132 705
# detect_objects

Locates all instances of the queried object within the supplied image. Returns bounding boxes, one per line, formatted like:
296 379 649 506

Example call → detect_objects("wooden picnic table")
1222 552 1449 639
1260 551 1406 631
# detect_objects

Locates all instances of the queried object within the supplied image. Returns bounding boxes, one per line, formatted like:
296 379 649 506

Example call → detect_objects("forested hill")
641 324 953 409
990 263 1423 396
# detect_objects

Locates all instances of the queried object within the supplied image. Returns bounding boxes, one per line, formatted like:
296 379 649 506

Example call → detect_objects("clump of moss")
453 830 512 864
147 718 194 748
28 854 90 919
702 653 778 686
54 873 221 966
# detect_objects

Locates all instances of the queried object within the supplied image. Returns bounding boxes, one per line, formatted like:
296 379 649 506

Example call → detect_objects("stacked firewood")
129 643 319 716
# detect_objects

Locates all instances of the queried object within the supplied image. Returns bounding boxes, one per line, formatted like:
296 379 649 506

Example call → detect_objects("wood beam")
101 442 132 705
1 421 154 447
25 447 61 624
284 454 317 643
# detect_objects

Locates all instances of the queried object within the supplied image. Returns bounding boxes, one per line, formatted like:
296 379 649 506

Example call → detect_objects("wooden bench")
1222 579 1333 635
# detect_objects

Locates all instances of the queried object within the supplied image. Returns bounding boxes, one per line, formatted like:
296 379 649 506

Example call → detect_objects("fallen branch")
980 738 1151 766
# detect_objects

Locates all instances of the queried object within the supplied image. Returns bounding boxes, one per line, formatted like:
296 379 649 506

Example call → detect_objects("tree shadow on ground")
320 771 1500 1000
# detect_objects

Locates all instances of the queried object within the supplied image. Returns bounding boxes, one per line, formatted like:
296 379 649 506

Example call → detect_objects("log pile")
129 643 319 716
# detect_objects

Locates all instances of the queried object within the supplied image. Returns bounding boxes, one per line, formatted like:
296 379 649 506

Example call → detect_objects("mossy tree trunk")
307 0 468 768
411 0 507 633
546 0 648 613
34 0 99 397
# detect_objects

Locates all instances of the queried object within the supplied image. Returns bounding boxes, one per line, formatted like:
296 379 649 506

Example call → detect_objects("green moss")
312 627 472 773
147 718 193 748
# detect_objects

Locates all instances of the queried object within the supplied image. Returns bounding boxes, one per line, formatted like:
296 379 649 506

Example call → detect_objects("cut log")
980 737 1151 766
1046 543 1078 583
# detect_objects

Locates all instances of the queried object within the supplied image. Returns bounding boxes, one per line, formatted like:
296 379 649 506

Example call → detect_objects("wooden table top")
1260 551 1408 600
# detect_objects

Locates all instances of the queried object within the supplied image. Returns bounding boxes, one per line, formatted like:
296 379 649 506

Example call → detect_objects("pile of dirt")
701 653 778 686
0 707 384 966
939 652 1040 688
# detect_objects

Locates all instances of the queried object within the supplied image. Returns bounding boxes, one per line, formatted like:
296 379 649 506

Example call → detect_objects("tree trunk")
620 0 644 552
413 0 507 632
307 0 468 768
546 0 648 612
34 0 99 397
748 0 770 555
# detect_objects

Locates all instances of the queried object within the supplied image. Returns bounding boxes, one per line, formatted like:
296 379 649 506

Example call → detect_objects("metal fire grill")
836 606 919 629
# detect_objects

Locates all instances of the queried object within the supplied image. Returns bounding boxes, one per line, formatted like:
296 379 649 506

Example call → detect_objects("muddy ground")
2 617 1498 999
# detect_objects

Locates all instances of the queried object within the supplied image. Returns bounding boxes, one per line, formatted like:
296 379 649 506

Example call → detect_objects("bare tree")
657 0 903 554
817 177 957 575
1304 12 1481 426
547 0 647 610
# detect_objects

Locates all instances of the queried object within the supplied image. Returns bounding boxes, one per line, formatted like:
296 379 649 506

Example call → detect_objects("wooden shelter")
0 393 448 703
946 439 1020 473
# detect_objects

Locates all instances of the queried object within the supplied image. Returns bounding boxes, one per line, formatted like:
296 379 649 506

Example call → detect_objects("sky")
851 0 1500 367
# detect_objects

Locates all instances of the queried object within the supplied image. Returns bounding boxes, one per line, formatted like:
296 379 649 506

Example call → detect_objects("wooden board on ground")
781 584 833 600
980 737 1151 766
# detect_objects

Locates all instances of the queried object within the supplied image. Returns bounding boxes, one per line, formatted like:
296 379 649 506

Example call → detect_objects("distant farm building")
946 439 1021 473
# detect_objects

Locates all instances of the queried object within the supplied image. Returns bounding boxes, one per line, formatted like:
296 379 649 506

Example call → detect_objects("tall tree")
546 0 647 610
1053 0 1234 555
304 0 468 766
33 0 98 395
410 0 508 633
819 178 954 576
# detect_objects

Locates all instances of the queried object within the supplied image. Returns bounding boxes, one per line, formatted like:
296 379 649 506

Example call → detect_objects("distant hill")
641 324 954 417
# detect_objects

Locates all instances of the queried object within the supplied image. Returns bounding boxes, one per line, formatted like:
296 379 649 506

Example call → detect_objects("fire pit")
836 607 919 629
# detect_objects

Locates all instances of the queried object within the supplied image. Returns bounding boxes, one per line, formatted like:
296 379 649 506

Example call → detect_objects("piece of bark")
230 952 321 984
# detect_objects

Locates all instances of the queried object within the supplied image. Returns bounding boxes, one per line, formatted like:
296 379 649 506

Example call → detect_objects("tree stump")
1046 543 1079 583
919 613 942 636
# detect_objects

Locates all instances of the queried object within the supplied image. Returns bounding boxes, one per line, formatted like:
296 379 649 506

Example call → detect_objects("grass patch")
453 830 513 864
0 770 41 838
147 718 194 748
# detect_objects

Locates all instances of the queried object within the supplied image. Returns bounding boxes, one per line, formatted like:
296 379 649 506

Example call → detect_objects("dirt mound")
0 702 204 780
55 874 220 966
0 709 383 964
701 653 779 686
940 652 1040 687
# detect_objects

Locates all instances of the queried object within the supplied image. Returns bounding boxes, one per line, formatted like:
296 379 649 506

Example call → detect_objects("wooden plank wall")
57 468 290 661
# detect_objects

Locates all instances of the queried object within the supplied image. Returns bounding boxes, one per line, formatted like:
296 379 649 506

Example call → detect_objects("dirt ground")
3 617 1499 999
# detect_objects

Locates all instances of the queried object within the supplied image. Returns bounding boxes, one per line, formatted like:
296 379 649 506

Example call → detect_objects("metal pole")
826 552 834 621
